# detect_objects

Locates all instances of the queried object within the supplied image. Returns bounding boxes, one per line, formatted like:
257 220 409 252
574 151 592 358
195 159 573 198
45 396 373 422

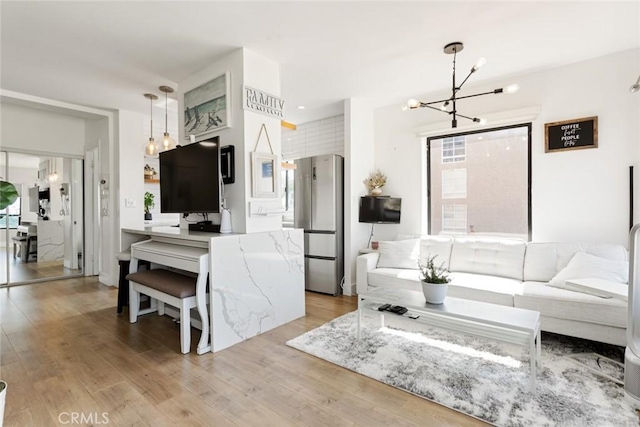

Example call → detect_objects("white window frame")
442 205 467 234
441 136 465 163
442 168 467 199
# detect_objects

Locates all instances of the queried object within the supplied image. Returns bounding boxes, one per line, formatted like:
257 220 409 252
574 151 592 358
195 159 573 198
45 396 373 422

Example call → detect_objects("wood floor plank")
0 279 485 426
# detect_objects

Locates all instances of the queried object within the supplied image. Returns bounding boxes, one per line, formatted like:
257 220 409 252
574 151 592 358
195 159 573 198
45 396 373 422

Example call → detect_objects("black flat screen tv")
160 139 220 214
359 196 401 224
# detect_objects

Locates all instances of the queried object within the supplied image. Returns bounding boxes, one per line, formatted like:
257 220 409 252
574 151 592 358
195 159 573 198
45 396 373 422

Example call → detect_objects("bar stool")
117 251 151 313
116 250 132 313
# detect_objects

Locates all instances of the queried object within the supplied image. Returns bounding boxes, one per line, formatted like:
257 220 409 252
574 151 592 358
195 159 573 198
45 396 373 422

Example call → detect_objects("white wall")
179 49 246 232
117 110 145 230
178 48 283 234
282 115 345 160
374 48 640 247
344 99 375 295
1 103 86 156
243 48 282 234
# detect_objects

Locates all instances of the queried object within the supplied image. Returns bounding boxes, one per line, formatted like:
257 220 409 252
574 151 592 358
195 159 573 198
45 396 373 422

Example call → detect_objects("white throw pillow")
548 252 629 289
376 239 421 270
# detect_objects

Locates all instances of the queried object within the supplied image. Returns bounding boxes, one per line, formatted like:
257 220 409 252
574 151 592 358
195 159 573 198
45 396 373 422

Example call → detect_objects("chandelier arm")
453 89 502 101
420 98 455 106
454 112 480 123
421 104 451 115
456 69 475 92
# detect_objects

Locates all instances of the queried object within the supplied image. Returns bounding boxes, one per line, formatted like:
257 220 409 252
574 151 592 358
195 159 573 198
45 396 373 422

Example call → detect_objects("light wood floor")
0 247 80 285
0 277 486 426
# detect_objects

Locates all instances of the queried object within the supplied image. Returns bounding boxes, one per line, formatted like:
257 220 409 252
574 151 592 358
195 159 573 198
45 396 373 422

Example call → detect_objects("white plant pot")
421 281 448 304
0 380 6 427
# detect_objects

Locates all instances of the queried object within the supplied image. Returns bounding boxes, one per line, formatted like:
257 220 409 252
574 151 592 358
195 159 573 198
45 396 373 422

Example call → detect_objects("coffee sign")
545 116 598 153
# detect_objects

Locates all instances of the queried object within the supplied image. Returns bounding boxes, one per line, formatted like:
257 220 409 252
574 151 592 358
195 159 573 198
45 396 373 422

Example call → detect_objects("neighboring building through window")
442 136 466 163
442 168 467 199
442 204 467 234
427 124 531 240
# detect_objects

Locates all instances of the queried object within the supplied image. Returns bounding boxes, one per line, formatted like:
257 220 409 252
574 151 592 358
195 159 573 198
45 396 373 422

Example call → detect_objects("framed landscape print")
183 72 231 140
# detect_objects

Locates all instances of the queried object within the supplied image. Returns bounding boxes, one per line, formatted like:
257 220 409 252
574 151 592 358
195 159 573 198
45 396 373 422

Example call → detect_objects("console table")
130 240 210 354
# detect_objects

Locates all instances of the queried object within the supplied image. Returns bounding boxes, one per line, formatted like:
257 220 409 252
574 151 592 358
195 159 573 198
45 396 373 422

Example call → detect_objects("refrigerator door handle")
312 166 316 180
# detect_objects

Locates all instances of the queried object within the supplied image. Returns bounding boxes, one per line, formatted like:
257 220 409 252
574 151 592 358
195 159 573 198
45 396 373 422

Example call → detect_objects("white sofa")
356 235 629 346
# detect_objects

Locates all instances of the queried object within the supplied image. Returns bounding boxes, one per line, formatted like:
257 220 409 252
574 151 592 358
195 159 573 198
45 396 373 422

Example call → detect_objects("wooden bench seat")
127 268 200 354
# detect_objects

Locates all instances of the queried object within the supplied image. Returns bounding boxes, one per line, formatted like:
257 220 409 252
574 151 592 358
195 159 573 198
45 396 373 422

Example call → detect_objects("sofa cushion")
368 268 422 291
367 269 520 306
447 272 521 306
376 239 420 270
449 236 527 280
419 236 453 269
523 242 628 282
548 252 628 285
514 282 627 328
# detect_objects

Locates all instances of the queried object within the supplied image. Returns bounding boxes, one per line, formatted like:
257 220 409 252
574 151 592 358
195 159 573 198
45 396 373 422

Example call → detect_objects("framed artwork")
183 71 231 140
251 152 279 198
545 116 598 153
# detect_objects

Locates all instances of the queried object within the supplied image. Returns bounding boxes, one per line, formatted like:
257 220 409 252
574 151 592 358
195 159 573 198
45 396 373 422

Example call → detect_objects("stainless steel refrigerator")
293 154 344 295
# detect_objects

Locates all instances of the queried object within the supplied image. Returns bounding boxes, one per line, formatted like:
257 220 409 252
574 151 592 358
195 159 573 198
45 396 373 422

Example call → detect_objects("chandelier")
406 42 519 128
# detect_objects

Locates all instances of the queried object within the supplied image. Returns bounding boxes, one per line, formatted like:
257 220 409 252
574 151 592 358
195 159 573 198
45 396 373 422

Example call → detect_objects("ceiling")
1 1 639 124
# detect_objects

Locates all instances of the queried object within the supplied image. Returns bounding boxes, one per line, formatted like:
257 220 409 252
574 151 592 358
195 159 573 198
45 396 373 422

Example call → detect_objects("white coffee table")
358 288 542 392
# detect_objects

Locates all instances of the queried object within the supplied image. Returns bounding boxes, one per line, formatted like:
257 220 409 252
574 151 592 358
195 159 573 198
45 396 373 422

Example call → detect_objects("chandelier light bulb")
407 99 420 109
479 118 488 125
440 103 448 111
504 84 520 94
472 57 486 72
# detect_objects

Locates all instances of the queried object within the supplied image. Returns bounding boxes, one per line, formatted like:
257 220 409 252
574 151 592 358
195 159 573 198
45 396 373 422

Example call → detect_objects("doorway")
0 151 84 286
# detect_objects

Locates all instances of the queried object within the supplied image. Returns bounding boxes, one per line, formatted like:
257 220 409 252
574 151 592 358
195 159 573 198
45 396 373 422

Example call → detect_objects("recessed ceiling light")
297 105 306 110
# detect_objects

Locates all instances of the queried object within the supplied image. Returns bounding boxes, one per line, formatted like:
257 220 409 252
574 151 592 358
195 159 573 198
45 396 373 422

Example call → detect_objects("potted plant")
418 255 451 304
0 180 17 424
364 169 387 196
144 191 154 221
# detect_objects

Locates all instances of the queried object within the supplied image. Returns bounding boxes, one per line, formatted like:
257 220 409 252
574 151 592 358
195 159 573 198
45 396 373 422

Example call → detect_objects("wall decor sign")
545 116 598 153
243 85 285 120
251 123 279 198
183 72 231 140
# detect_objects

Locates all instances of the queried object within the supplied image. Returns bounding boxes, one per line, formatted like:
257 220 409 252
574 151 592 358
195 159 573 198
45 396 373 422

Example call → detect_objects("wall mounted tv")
359 196 402 224
160 138 221 214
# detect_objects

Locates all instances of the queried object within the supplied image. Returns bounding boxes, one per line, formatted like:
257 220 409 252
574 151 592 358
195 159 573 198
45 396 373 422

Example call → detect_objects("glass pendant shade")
144 137 159 159
161 132 176 151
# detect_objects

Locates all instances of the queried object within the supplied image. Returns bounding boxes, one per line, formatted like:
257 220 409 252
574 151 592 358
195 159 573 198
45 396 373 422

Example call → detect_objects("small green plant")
144 192 155 214
418 255 451 284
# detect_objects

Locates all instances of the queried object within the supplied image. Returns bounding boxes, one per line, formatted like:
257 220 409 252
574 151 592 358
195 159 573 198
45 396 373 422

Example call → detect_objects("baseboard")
99 273 114 287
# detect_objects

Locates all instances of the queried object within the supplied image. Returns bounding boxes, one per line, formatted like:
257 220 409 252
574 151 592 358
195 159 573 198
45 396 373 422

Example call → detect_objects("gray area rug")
287 310 638 427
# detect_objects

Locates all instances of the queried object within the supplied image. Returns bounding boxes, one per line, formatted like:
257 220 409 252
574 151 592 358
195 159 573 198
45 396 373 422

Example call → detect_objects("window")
442 205 467 234
0 196 20 229
442 136 465 163
442 168 467 199
427 124 531 240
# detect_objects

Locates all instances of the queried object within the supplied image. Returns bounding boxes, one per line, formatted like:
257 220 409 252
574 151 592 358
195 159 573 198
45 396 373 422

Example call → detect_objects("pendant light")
406 42 519 128
48 157 59 182
158 86 177 151
143 93 159 158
